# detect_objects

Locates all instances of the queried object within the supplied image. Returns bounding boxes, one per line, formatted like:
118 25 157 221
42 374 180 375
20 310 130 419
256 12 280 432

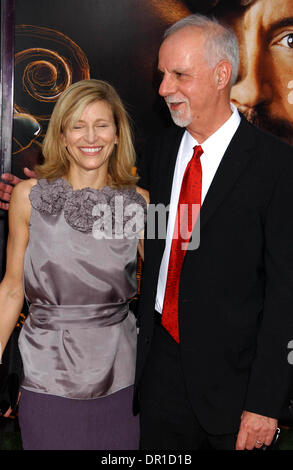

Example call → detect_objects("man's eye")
277 33 293 48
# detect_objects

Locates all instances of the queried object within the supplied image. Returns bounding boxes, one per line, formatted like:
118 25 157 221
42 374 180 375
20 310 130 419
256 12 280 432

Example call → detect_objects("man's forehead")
158 35 205 71
261 0 293 29
222 0 293 28
159 27 205 56
158 45 191 71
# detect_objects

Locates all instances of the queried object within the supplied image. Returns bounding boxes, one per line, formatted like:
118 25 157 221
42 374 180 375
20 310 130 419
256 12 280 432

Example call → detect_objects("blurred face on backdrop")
220 0 293 144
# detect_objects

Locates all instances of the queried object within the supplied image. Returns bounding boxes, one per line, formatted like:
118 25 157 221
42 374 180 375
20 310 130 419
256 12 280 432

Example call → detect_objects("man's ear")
215 60 232 90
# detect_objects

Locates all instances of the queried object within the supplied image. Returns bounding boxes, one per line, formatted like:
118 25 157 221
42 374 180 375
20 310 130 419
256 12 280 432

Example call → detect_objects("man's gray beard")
243 106 293 145
169 109 192 128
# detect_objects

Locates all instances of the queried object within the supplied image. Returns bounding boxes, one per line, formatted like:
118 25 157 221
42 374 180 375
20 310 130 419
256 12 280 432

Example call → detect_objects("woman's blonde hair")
36 79 138 187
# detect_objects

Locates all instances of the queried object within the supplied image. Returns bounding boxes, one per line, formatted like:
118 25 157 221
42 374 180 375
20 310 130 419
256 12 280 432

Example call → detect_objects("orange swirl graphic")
18 50 71 102
14 25 90 121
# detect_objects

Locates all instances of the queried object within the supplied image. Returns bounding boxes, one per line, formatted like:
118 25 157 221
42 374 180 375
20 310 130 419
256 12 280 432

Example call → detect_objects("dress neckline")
29 177 146 234
60 177 112 193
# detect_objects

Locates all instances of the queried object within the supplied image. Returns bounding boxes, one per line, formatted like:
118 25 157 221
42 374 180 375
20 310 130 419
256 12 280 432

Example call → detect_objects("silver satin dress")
18 178 146 401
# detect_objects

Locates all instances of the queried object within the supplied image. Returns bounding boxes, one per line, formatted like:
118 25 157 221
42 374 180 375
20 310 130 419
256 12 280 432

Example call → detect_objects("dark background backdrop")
1 0 293 450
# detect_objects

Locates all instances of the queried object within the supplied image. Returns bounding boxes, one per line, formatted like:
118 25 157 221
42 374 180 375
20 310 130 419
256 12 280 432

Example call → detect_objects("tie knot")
193 145 203 160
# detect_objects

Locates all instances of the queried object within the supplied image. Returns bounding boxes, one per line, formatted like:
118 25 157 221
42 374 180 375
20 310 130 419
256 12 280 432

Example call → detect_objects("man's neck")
186 105 233 144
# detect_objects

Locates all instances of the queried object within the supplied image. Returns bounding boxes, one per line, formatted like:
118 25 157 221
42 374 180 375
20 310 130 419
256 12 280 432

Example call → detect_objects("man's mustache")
241 105 293 145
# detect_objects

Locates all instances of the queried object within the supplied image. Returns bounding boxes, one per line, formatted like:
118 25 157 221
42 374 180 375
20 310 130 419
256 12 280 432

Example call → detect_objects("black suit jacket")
134 116 293 434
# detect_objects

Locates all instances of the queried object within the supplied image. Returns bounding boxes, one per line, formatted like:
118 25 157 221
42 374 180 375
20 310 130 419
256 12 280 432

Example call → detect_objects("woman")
0 79 148 450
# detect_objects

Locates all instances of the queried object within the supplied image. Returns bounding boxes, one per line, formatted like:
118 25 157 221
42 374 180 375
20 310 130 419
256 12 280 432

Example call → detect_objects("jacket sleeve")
244 147 293 418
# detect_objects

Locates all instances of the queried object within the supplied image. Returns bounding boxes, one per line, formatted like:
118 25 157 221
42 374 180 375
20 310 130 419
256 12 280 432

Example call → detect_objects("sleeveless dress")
17 178 146 450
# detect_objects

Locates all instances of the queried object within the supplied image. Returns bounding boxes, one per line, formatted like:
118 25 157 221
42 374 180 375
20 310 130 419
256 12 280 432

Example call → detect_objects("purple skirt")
18 386 139 450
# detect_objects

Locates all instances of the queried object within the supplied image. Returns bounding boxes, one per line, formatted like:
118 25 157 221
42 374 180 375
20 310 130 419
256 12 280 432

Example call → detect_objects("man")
212 0 293 145
134 14 293 450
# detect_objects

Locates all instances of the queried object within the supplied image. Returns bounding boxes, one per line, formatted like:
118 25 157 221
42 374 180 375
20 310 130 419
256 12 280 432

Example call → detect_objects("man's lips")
170 103 182 110
167 100 185 111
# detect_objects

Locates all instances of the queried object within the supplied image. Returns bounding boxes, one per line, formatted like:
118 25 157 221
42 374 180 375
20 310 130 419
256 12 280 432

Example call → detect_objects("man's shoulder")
237 116 293 172
138 126 184 191
145 125 185 147
239 115 293 153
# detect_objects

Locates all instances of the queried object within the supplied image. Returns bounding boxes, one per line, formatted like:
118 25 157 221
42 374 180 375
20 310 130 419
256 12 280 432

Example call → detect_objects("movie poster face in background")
12 0 293 180
212 0 293 145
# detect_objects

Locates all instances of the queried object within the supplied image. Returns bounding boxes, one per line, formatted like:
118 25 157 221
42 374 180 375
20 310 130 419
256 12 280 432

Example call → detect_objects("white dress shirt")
155 104 241 313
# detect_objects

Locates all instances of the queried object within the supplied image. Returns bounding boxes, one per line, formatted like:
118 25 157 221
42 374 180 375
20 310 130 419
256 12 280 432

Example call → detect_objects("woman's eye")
277 33 293 48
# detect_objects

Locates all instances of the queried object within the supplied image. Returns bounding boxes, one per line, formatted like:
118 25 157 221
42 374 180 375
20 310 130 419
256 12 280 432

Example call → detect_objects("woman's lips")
79 146 102 155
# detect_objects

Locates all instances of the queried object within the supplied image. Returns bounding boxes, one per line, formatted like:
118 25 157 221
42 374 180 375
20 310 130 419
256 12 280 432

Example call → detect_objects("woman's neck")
65 167 108 190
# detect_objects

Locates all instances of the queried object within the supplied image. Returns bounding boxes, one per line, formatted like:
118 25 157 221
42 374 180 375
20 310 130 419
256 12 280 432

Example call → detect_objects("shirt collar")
185 103 241 164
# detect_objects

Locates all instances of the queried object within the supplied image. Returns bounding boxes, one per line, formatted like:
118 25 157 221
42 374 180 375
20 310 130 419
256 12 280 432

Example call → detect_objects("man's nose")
159 73 176 97
231 59 272 111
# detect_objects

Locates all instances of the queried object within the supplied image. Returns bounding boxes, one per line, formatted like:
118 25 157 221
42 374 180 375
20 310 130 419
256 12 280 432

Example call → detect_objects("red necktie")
161 145 203 343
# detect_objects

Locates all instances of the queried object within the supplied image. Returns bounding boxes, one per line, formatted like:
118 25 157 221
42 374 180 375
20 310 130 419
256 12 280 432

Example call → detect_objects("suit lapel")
200 117 257 231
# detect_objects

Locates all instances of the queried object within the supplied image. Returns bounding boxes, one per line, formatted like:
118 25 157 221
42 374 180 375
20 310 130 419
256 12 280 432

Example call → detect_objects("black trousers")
138 316 238 450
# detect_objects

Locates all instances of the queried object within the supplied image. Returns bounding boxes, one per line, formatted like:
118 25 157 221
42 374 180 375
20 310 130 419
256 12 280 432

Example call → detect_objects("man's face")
158 27 218 140
223 0 293 144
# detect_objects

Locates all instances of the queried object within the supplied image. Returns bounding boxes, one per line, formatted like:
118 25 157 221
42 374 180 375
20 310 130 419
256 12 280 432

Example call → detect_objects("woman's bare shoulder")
11 178 37 198
9 178 38 216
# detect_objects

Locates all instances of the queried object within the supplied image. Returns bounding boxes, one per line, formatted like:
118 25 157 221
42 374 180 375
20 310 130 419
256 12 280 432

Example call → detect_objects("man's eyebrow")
267 17 293 35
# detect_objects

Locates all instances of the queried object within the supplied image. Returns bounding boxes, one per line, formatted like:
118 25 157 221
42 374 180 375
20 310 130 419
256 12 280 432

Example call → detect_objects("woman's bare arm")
0 179 35 357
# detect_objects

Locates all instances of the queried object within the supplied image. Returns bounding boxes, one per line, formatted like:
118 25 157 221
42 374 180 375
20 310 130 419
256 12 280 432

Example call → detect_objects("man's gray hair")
163 14 239 86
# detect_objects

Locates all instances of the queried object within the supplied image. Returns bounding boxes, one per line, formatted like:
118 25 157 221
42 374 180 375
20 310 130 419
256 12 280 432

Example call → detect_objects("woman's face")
62 99 118 174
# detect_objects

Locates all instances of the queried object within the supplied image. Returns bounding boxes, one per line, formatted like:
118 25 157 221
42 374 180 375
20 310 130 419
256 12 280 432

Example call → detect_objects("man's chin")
242 108 293 145
169 112 192 128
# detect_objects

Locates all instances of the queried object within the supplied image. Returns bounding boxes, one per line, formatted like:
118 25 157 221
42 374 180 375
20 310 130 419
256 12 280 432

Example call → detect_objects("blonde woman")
0 80 148 450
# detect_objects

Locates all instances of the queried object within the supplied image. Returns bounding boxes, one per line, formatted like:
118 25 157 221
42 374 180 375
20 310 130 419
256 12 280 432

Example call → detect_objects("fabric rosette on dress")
29 178 146 238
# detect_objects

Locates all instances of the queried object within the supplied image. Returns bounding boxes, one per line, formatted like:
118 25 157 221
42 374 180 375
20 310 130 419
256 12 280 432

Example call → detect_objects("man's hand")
0 168 36 210
236 410 278 450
